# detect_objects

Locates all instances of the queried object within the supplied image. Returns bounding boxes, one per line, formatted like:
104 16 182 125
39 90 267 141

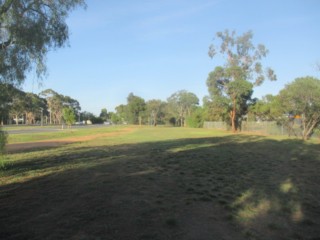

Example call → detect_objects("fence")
203 121 319 139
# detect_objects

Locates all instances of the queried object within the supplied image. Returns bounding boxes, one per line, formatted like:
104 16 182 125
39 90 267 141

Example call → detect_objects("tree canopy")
167 90 199 127
0 0 86 85
278 76 320 140
126 93 146 125
63 107 76 128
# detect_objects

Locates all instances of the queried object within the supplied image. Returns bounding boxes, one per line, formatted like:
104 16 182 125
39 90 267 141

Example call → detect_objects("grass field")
1 126 320 240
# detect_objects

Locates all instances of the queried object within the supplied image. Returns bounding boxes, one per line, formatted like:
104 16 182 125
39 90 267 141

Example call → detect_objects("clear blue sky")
23 0 320 115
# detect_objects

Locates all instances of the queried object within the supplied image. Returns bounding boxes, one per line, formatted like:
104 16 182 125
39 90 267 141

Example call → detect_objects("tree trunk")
303 118 319 140
230 98 237 132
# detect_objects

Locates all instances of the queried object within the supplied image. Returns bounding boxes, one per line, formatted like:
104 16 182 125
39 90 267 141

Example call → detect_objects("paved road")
4 124 111 134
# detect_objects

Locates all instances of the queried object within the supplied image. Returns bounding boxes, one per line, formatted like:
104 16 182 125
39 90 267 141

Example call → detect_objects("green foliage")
249 94 283 121
63 107 76 128
40 89 80 125
127 93 146 124
167 90 199 127
115 104 129 124
208 30 276 86
186 107 205 128
0 83 17 124
146 99 167 126
0 0 86 85
278 76 320 140
207 30 276 132
110 112 121 124
99 108 108 121
207 66 253 130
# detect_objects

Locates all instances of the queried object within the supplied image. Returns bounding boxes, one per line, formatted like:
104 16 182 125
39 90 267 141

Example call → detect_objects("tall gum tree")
207 30 276 132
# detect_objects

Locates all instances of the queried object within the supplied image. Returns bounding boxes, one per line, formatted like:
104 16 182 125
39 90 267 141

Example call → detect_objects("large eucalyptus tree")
207 30 276 132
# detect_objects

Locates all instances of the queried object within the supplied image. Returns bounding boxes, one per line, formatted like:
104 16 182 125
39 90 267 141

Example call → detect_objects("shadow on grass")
0 134 320 240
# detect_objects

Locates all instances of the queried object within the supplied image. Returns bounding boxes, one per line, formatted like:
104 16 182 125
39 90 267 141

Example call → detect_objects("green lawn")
1 126 319 240
6 125 127 144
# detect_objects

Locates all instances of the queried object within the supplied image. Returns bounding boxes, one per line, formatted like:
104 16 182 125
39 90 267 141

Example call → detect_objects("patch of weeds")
0 156 11 171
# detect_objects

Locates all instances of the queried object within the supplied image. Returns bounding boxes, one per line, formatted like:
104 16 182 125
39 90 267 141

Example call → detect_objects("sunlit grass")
7 125 126 143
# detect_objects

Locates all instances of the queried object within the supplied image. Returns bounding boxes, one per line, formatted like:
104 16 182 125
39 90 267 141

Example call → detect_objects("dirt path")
7 127 135 153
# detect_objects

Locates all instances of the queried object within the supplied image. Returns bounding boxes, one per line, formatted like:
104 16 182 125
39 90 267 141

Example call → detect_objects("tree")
63 107 76 128
115 104 128 124
249 94 282 121
99 108 108 121
62 95 81 116
167 90 199 127
24 92 47 124
0 0 85 154
0 83 16 124
40 89 80 124
126 93 146 125
109 112 121 124
278 76 320 140
186 107 205 128
207 30 276 132
40 89 63 124
10 88 27 125
146 99 166 126
0 0 86 85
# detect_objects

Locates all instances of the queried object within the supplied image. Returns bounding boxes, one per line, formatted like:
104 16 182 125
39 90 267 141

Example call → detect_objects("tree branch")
0 38 14 49
0 0 14 16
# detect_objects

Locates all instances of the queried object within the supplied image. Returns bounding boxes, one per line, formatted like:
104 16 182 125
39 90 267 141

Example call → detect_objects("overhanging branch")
0 38 14 49
0 0 14 16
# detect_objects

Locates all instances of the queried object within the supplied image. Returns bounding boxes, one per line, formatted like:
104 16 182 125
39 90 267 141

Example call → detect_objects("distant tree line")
110 90 200 127
0 84 81 126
